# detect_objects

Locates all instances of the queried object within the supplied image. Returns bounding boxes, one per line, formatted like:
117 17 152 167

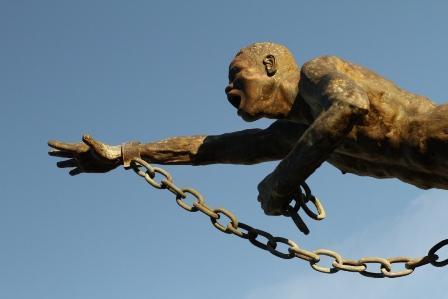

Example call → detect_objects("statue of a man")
48 42 448 215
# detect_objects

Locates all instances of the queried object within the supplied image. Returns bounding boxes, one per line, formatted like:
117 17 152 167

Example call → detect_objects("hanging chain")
281 183 326 235
130 157 448 278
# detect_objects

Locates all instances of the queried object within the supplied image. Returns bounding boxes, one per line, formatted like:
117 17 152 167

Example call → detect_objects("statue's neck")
287 93 313 125
278 70 313 125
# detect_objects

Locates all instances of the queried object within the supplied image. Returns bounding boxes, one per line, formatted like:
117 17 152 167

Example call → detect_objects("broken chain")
130 157 448 278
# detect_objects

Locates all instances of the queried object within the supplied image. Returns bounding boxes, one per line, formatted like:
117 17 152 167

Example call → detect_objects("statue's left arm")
258 71 370 215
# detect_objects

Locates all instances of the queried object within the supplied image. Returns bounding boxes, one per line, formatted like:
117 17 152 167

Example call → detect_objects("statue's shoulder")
302 55 381 84
302 55 350 72
301 55 347 80
304 55 343 65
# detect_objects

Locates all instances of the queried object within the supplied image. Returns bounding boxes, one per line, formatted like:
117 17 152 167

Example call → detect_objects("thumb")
82 134 118 161
82 134 106 155
82 134 99 148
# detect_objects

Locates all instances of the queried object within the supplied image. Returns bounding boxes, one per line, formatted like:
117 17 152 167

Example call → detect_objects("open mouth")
227 93 241 109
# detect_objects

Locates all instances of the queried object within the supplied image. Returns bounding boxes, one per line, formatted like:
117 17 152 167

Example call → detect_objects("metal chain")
282 186 326 235
130 157 448 278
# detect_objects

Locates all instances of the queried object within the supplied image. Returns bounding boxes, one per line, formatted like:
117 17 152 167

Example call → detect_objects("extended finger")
57 159 78 168
69 168 83 176
48 140 88 153
48 149 74 158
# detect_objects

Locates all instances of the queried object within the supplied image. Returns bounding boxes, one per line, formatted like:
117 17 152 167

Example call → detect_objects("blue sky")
1 1 448 298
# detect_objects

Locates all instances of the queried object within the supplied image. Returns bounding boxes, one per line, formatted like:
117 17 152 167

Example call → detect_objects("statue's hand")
257 173 292 216
48 134 122 175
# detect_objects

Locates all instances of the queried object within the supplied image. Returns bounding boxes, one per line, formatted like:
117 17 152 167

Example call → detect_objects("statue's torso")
300 56 448 189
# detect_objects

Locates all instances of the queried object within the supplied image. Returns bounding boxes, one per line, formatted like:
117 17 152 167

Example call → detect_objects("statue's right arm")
138 120 307 165
48 120 308 175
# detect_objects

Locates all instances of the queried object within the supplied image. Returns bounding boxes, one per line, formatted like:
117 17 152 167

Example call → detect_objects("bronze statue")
48 42 448 216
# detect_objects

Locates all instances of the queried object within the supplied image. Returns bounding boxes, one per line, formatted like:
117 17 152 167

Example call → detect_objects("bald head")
236 42 299 75
225 42 301 122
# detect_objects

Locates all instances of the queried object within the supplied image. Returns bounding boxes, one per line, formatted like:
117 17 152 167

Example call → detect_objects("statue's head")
225 42 300 122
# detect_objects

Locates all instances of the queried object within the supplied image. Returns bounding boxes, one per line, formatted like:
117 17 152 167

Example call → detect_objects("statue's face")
225 54 278 122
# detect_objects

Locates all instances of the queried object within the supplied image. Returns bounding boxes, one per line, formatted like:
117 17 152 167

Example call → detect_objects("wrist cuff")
122 141 141 169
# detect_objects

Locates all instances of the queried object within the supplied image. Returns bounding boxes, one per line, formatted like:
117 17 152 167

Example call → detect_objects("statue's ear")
263 54 277 76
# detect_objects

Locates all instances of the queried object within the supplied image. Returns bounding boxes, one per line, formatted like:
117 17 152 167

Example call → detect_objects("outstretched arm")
48 120 308 175
139 120 307 165
258 72 370 215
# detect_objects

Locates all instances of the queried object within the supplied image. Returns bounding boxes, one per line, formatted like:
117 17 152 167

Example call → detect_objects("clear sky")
1 1 448 298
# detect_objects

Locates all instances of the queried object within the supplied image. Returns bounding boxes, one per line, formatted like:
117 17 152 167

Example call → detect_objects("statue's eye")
229 67 240 82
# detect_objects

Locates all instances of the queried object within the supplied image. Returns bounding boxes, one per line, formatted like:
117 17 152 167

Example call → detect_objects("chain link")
359 257 392 278
282 183 326 235
310 249 343 273
382 257 414 278
428 239 448 267
129 158 447 278
333 258 366 272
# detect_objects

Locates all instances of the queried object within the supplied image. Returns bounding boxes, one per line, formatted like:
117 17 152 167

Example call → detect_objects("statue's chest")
327 151 398 179
328 123 418 177
334 123 403 163
327 151 448 190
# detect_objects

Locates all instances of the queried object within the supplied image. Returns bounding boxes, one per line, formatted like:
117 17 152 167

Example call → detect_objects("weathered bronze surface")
48 42 448 215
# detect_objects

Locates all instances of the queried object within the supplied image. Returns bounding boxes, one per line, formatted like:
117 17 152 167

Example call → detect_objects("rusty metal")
301 195 326 221
266 237 297 259
129 158 447 278
310 249 343 273
381 257 414 278
283 184 326 235
428 239 448 267
333 259 366 273
359 257 392 278
211 208 239 234
174 187 202 212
